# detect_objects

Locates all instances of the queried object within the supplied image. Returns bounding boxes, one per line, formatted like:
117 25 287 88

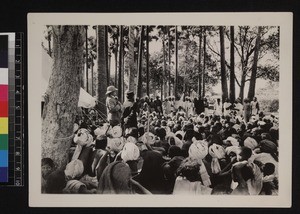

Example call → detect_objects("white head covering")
121 142 140 162
188 140 211 187
73 128 93 146
209 144 226 174
244 137 258 150
72 129 93 160
188 140 208 160
64 159 84 180
247 162 263 195
224 136 239 147
107 137 125 152
110 126 122 138
139 132 155 145
167 132 183 149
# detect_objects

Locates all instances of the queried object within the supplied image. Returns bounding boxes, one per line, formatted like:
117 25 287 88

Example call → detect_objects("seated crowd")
42 88 279 195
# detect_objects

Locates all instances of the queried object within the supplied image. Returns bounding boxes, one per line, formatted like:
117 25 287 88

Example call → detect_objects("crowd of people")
42 85 279 195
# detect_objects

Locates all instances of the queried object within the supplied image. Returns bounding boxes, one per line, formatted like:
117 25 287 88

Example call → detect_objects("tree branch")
235 74 241 87
207 41 220 56
233 43 242 58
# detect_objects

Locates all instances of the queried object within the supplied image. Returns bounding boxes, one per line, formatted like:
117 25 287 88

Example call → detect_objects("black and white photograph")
28 13 292 207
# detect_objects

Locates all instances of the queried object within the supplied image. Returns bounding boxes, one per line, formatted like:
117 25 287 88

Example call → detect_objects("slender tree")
105 26 110 86
146 26 150 97
197 27 203 98
42 26 85 170
136 26 144 99
97 26 108 115
229 26 236 103
202 29 206 98
162 28 167 99
248 26 262 100
90 50 94 96
127 26 136 92
114 27 119 87
219 26 229 102
168 26 172 96
85 26 89 93
118 26 124 102
174 26 178 98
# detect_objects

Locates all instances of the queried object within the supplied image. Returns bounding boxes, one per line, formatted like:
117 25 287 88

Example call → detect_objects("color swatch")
0 35 8 182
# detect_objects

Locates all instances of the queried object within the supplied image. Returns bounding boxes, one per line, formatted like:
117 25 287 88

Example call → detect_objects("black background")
0 0 299 213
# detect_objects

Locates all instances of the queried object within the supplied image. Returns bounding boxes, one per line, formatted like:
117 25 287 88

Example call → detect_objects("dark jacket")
122 100 138 129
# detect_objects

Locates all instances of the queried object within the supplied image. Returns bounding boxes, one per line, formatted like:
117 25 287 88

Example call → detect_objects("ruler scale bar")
0 32 24 186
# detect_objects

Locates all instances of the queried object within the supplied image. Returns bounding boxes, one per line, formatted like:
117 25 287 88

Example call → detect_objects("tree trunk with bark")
168 26 171 96
163 30 167 99
85 26 89 93
174 26 178 98
42 26 85 170
136 26 144 99
91 52 94 96
247 27 262 100
239 69 246 101
146 26 150 97
97 26 108 115
114 32 119 87
127 26 136 92
202 30 206 98
105 26 110 86
219 26 229 103
229 26 236 103
197 28 202 98
118 26 124 102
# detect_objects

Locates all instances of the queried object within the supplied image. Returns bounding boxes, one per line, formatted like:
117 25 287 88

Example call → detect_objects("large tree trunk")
174 26 178 98
197 28 202 98
97 26 108 115
146 26 150 97
202 30 206 98
229 26 236 103
136 26 144 99
168 26 171 96
85 26 89 93
247 27 262 100
118 26 124 102
127 26 136 92
42 26 84 170
219 26 229 103
47 26 52 57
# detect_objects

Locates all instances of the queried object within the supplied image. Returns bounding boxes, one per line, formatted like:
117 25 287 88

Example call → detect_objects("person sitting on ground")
41 158 56 193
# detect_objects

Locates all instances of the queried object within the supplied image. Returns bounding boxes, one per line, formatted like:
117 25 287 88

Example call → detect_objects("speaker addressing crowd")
41 85 279 195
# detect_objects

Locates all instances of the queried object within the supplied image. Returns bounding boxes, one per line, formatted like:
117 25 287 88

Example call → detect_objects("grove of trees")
42 25 279 169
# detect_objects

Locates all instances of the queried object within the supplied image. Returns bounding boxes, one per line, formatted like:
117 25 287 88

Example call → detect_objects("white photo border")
28 12 293 207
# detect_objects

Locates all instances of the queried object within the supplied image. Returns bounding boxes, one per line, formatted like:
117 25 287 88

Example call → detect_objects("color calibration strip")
0 33 23 186
0 35 9 182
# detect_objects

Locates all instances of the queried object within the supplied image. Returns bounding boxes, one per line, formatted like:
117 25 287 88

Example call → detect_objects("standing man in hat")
122 90 138 130
154 96 163 116
106 86 122 127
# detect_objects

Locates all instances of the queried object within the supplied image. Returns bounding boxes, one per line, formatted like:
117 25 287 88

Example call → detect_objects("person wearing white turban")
64 159 84 180
209 144 226 174
188 140 211 187
121 142 140 163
